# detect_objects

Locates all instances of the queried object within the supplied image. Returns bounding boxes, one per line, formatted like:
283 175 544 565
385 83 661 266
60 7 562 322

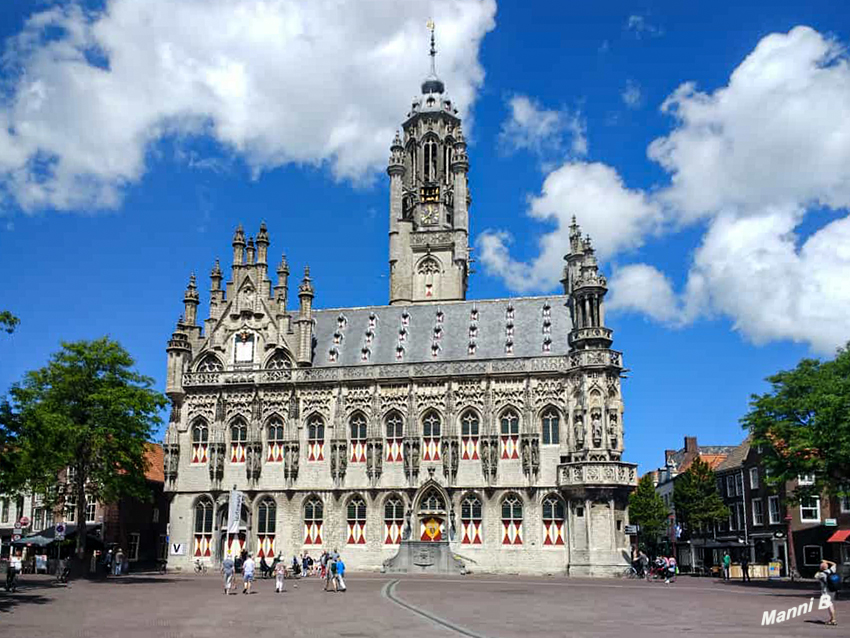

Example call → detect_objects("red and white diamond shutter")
349 413 367 463
230 420 248 464
422 410 441 462
461 495 483 545
542 496 566 546
500 410 520 460
347 497 367 545
501 495 523 545
460 410 480 461
307 415 325 462
266 418 285 463
256 498 276 558
191 422 209 464
193 499 214 557
385 411 404 462
304 497 323 545
384 497 404 545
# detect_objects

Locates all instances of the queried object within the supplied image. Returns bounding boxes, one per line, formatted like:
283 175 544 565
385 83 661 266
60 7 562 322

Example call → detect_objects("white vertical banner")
227 490 244 535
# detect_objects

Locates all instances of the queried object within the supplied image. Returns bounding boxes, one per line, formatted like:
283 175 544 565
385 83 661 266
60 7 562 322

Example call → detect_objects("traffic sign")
12 534 21 542
18 516 30 527
55 523 66 540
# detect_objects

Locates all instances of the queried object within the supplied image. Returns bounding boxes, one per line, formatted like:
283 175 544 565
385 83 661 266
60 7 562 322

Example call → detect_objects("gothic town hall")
163 39 637 576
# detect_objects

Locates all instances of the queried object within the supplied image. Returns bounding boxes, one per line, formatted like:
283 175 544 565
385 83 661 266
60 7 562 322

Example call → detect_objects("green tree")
742 344 850 500
0 310 19 334
0 337 167 558
673 457 729 536
629 474 669 552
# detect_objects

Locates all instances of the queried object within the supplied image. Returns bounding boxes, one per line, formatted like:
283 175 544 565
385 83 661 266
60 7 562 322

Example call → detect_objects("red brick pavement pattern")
1 573 846 638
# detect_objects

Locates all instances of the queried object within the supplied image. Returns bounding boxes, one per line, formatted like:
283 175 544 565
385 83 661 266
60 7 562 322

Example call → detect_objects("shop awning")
827 529 850 543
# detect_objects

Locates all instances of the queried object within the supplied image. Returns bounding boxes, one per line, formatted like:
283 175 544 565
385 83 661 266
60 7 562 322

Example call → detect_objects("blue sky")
1 1 849 474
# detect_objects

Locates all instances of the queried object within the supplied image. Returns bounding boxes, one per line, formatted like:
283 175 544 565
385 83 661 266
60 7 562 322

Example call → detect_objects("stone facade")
163 34 636 576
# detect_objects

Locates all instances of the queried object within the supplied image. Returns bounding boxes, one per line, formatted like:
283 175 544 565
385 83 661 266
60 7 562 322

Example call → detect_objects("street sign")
624 524 640 535
170 542 185 556
825 518 838 527
12 534 21 542
55 523 66 540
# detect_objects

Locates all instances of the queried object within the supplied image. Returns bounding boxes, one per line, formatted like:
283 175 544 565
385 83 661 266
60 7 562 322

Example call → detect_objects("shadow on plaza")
85 575 185 585
0 592 52 614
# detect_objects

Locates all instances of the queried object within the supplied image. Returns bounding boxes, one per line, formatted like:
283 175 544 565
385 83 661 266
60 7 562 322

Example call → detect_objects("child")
336 557 346 592
274 559 286 593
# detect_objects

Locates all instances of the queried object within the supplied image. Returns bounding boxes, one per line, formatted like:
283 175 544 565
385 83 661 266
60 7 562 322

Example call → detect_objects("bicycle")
157 560 168 575
193 559 207 574
622 565 645 579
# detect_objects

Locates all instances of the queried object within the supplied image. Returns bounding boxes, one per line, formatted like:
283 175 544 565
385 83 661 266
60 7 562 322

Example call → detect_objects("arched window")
193 498 214 557
424 139 438 182
385 411 404 463
501 495 523 545
542 495 566 546
230 419 247 463
541 408 560 445
191 420 209 464
349 413 367 463
460 495 483 545
195 354 223 373
419 488 445 542
265 351 291 370
307 415 325 461
443 143 453 185
266 417 284 463
256 498 277 557
421 488 445 512
460 410 480 460
347 496 367 545
304 497 323 545
500 409 520 460
422 410 442 461
384 497 405 545
417 257 440 298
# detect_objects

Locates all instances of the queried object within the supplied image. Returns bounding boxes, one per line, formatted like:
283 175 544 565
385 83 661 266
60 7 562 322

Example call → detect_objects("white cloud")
480 26 850 354
477 161 663 292
621 79 643 109
498 95 587 158
625 15 664 39
0 0 497 211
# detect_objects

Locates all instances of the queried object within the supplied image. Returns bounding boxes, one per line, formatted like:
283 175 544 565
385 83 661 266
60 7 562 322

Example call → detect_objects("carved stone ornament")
574 414 585 447
591 411 603 447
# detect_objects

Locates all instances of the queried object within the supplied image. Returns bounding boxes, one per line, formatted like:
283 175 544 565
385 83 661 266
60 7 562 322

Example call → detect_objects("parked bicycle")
622 565 643 579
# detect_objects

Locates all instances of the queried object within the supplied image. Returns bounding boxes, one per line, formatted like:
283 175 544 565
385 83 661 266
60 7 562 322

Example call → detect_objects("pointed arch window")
461 495 483 545
424 139 438 182
349 413 367 463
195 354 223 373
419 488 446 542
256 499 277 557
304 497 323 545
443 144 453 185
266 417 285 463
385 411 404 463
347 497 367 545
230 419 247 463
191 421 209 464
542 408 560 445
307 415 325 462
193 498 214 557
422 410 442 462
501 495 523 545
542 495 566 546
500 409 520 460
460 410 480 461
384 497 405 545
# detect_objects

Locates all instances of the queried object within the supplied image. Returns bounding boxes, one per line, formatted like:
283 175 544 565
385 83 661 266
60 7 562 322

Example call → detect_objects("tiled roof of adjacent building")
311 296 570 367
145 443 164 483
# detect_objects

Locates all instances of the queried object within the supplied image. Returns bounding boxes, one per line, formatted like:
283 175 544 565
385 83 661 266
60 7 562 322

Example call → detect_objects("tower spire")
427 19 437 76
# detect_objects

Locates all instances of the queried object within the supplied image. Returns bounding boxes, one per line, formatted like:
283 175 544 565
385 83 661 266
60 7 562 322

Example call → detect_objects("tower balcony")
568 327 613 348
558 461 637 492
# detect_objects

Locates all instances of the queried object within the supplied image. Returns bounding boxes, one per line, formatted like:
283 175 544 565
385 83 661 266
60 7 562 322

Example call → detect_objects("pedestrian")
815 559 838 626
274 559 286 593
5 551 22 592
114 548 124 576
302 552 309 578
638 550 649 579
741 553 750 583
336 557 346 592
222 553 235 595
666 555 677 584
327 557 338 593
104 548 113 575
320 550 328 580
722 551 731 581
242 553 255 594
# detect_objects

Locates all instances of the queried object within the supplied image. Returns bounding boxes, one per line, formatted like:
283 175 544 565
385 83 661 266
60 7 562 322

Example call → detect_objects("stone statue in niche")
531 438 540 471
402 508 412 540
591 411 603 447
608 411 619 449
574 414 585 447
215 394 225 422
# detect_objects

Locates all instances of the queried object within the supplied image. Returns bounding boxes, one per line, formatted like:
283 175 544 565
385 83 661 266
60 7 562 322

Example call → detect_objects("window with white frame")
128 532 140 561
798 474 815 486
752 498 764 526
726 475 734 497
749 467 759 489
768 495 781 525
735 473 744 496
65 495 77 523
85 497 97 524
800 496 820 523
1 498 8 523
840 495 850 513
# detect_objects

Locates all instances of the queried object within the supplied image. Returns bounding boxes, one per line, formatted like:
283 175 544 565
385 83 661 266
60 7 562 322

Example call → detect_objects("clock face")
421 204 438 225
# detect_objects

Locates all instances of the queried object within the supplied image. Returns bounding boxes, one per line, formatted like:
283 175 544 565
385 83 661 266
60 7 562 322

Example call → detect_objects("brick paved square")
2 572 847 638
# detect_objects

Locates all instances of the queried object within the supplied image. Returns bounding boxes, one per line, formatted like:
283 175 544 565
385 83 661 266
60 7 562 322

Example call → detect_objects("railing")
557 461 637 488
569 327 613 343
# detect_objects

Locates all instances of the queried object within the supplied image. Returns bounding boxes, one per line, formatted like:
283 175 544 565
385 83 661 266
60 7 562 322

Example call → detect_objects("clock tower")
388 24 470 305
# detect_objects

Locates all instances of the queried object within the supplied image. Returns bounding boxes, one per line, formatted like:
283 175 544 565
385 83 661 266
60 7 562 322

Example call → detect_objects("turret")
232 225 246 266
274 253 290 311
563 218 612 350
210 259 224 309
183 273 199 326
246 237 255 265
256 222 269 265
165 320 191 400
296 266 315 366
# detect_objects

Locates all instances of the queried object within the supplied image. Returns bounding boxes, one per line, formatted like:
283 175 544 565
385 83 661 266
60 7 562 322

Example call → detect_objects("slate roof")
714 438 752 473
311 296 570 367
